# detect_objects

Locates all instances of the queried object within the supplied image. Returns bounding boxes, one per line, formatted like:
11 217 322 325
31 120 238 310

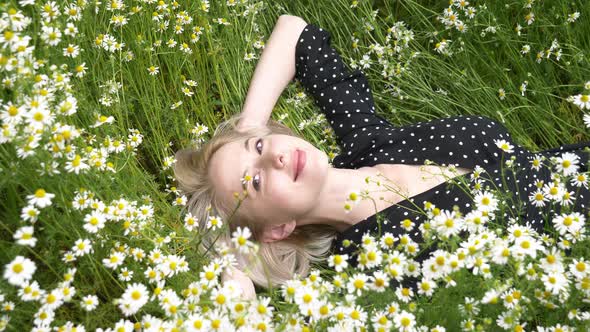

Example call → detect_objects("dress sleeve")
294 24 390 146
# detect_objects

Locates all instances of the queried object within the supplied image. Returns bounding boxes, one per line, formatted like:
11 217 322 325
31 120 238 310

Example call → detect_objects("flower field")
1 0 590 331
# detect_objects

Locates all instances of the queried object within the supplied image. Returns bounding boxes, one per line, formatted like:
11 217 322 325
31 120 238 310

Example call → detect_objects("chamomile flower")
72 239 92 256
13 226 36 247
92 114 115 128
473 191 499 213
19 280 44 302
553 152 580 176
541 270 569 295
584 114 590 129
569 258 589 279
328 254 349 273
244 52 256 61
347 273 369 296
102 252 125 269
572 94 590 110
181 87 193 96
571 172 588 189
173 195 187 206
529 189 548 208
370 270 390 292
395 286 414 303
494 139 514 153
553 212 585 236
231 226 257 254
83 211 106 233
80 294 99 311
207 215 223 230
184 212 198 231
27 189 55 208
63 44 81 58
393 310 416 332
65 154 90 174
4 256 36 286
118 283 149 316
147 65 159 75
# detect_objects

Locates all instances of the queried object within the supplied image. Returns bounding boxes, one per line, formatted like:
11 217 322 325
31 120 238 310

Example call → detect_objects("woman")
174 15 590 299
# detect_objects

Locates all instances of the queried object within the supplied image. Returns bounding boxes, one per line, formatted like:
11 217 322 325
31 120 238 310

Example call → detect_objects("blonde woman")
174 15 590 299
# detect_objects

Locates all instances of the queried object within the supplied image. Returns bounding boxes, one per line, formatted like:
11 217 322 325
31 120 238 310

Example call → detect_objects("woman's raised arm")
236 15 308 131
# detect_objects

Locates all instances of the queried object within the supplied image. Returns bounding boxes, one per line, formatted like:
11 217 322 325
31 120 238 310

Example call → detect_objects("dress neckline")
336 170 474 239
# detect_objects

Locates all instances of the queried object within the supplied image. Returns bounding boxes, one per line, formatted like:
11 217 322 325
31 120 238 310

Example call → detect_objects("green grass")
1 0 590 330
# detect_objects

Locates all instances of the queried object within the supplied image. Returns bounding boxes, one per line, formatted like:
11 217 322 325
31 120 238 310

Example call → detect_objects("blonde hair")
174 113 338 290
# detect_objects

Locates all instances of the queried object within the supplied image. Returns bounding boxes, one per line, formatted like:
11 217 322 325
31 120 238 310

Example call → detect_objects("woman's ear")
259 220 296 243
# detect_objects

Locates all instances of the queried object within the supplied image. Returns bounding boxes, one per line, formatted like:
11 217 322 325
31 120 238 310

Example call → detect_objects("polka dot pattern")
295 24 590 270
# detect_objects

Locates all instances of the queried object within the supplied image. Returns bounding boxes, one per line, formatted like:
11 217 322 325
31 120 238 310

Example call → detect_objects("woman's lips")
295 150 306 181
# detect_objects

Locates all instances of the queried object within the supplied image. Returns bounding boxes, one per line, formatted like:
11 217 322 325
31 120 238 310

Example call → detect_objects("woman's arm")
237 15 308 131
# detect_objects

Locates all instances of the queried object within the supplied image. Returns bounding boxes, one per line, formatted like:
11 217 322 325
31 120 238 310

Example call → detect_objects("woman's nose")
264 150 285 169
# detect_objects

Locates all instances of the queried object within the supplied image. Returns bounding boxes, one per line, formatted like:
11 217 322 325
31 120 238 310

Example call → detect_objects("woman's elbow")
277 14 307 27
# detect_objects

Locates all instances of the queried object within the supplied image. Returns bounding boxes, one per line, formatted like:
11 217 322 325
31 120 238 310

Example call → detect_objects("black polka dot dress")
295 24 590 276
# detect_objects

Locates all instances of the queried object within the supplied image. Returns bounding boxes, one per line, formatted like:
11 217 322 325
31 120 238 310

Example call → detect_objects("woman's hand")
221 265 257 301
237 15 308 131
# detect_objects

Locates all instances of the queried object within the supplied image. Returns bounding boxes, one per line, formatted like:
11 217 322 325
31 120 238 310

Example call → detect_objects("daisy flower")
4 256 36 286
328 254 349 273
433 209 463 237
294 285 320 316
147 66 159 75
65 154 90 174
380 232 397 250
244 52 256 61
417 278 436 296
525 12 535 25
541 270 569 295
370 270 390 292
393 310 416 332
584 113 590 129
553 152 580 176
494 139 514 153
207 215 223 230
395 286 414 303
20 205 40 223
199 264 220 288
63 44 81 58
118 283 149 316
184 212 198 231
92 114 115 128
173 195 187 206
552 212 585 237
81 294 99 311
181 87 194 97
543 181 565 201
347 273 370 296
27 189 55 208
529 189 548 208
231 226 257 254
102 252 125 269
512 235 543 259
19 280 44 302
83 211 106 233
72 238 93 256
571 172 588 189
569 258 589 279
530 154 544 171
474 190 499 212
13 226 36 247
572 94 590 110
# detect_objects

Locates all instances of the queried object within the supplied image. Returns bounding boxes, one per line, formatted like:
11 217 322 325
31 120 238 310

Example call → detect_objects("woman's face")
208 133 331 240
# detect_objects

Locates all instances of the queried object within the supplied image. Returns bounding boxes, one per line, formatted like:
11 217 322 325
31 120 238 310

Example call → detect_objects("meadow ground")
1 0 590 330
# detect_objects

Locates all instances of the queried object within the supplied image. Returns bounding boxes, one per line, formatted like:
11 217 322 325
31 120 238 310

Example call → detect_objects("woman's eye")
253 174 261 191
253 138 263 191
256 138 263 154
